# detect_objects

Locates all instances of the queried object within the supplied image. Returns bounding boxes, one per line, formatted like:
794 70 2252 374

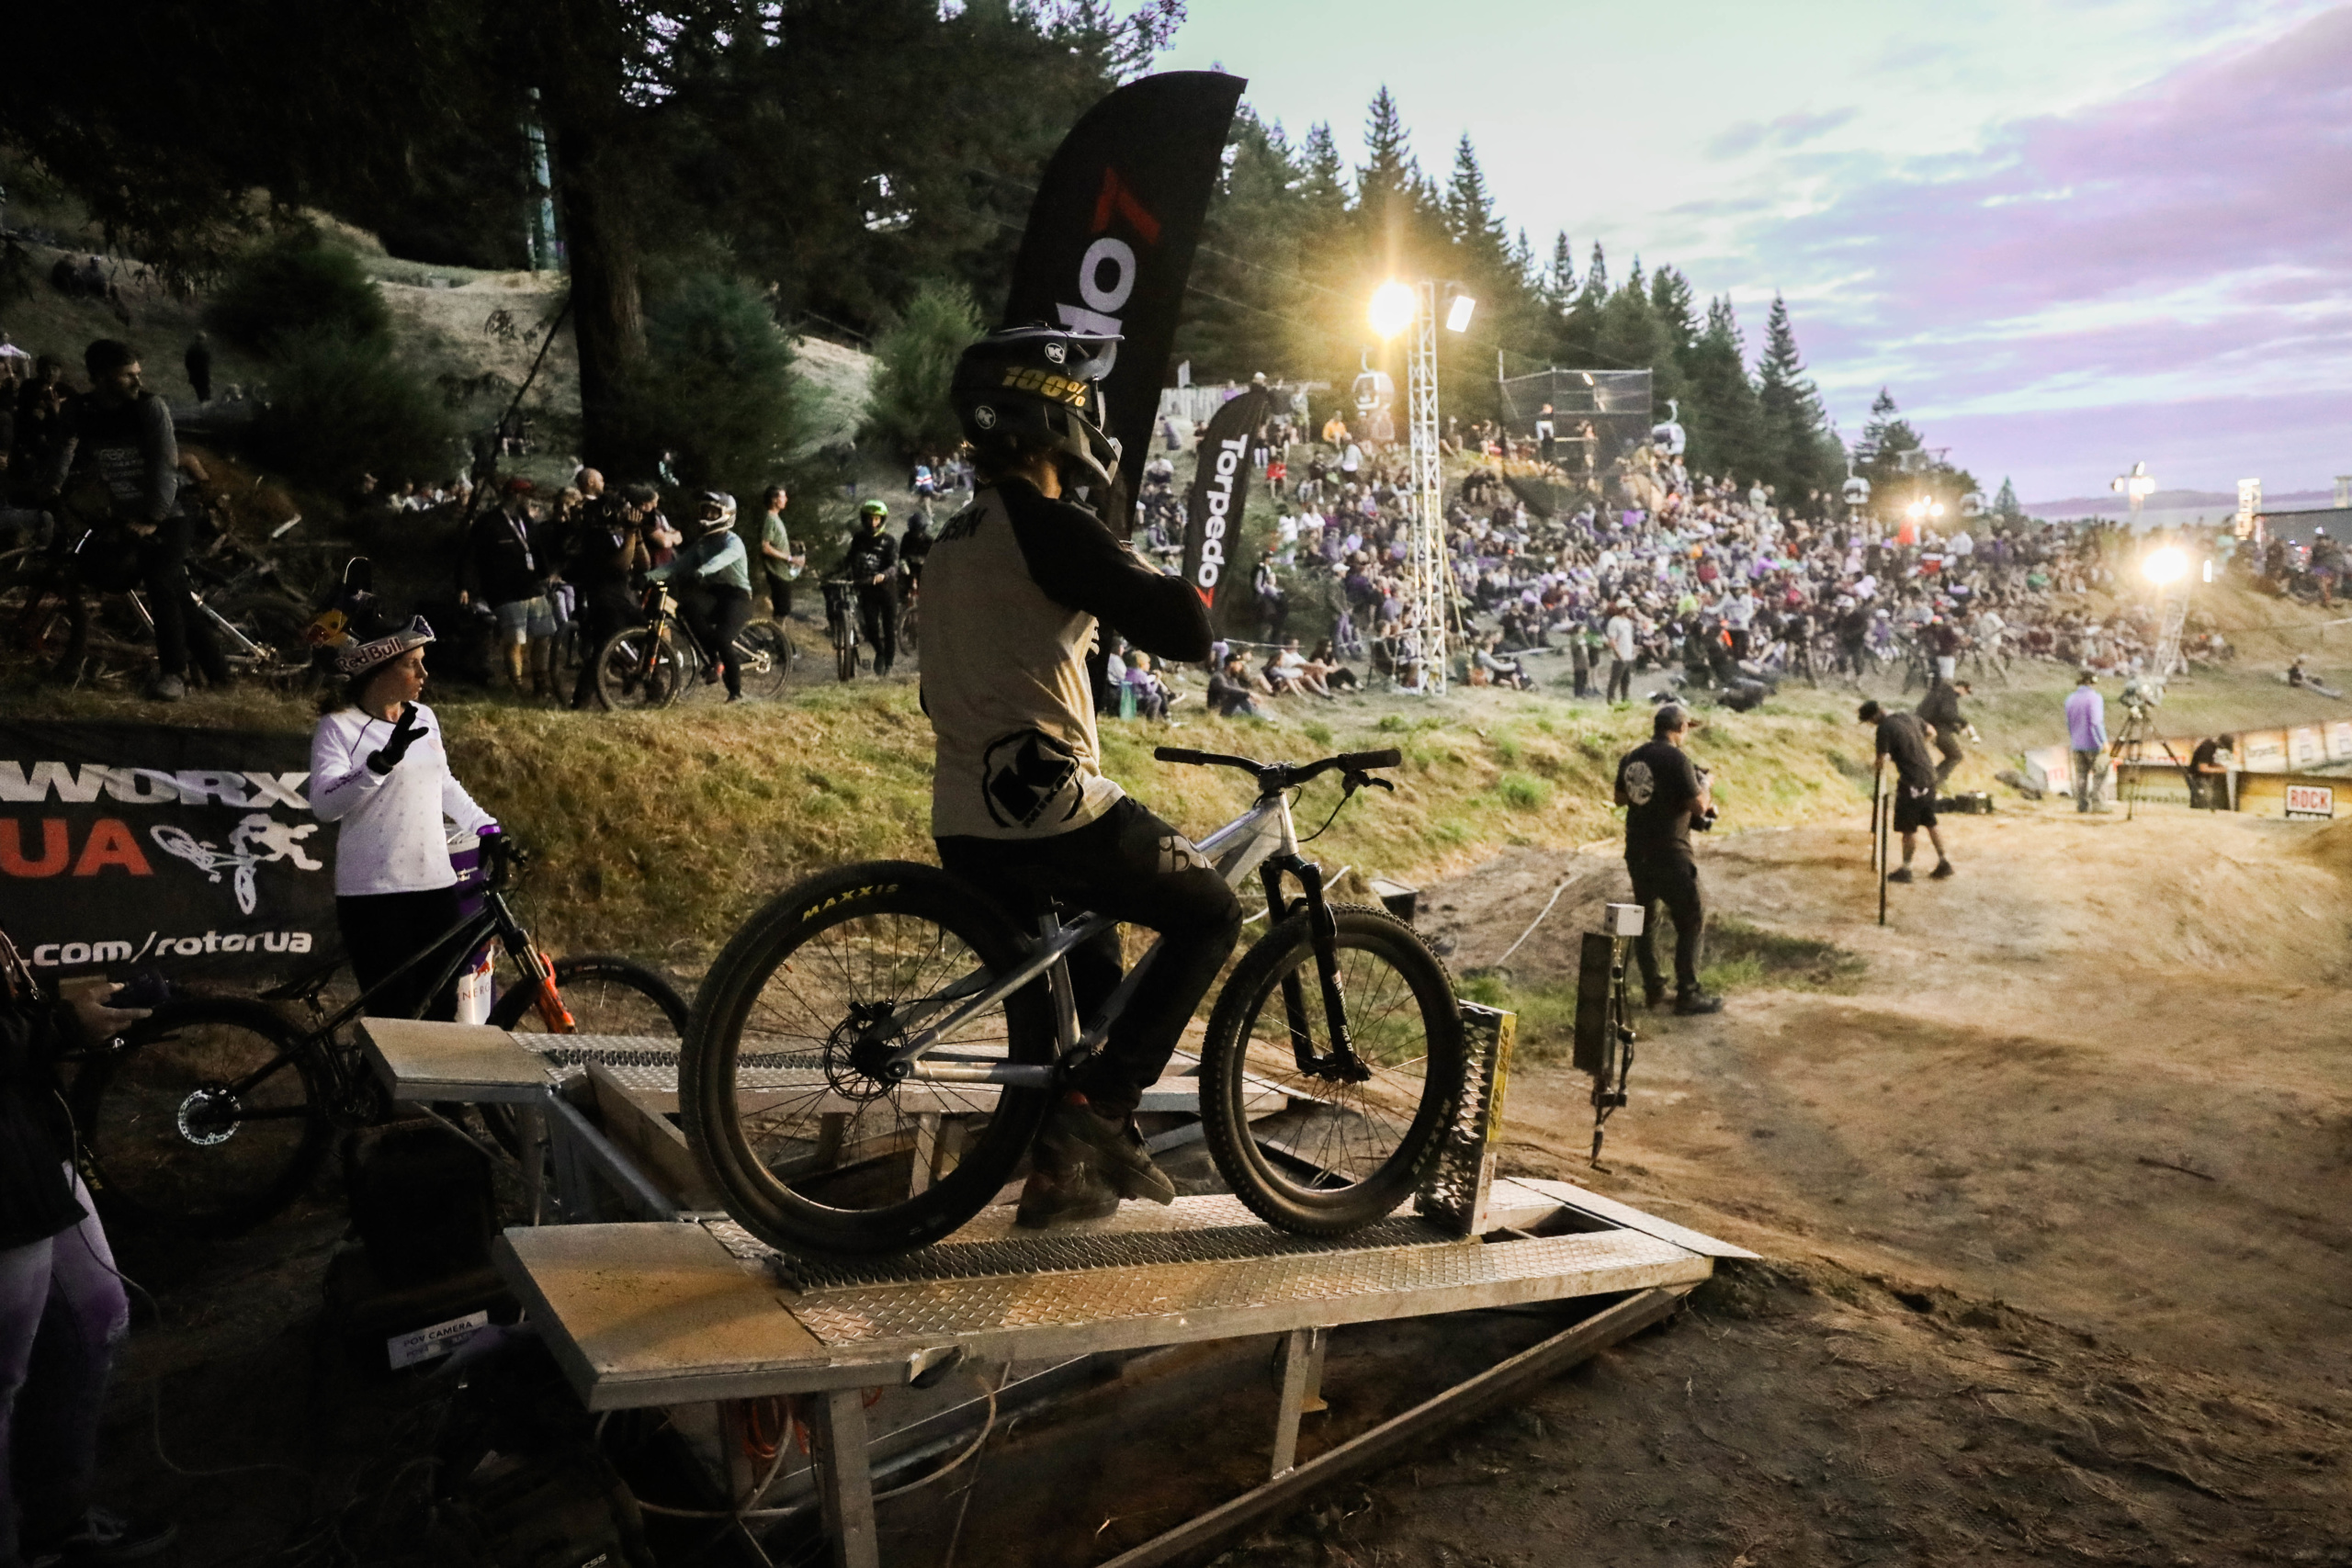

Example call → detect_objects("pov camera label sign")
387 1310 489 1371
2284 784 2335 820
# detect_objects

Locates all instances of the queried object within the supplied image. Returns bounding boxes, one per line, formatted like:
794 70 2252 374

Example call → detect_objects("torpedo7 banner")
999 71 1244 513
0 721 335 980
1181 387 1271 623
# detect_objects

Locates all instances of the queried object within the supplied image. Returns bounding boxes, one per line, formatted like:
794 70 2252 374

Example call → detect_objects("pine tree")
1994 476 2022 521
1679 295 1761 483
1357 85 1427 243
1555 241 1609 364
1443 133 1508 270
1545 231 1576 312
1756 293 1839 512
1648 266 1698 359
1299 121 1349 225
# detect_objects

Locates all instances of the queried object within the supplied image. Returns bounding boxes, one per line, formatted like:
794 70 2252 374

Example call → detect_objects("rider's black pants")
678 583 752 696
338 886 467 1022
856 583 897 675
937 796 1242 1121
139 513 229 685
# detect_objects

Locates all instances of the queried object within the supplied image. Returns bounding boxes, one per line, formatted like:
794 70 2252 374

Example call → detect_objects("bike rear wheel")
3 574 87 682
683 862 1057 1255
732 618 795 698
1200 905 1464 1235
594 626 687 709
217 592 316 689
70 997 330 1235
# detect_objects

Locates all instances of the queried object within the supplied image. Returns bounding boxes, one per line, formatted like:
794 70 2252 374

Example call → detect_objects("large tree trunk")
555 119 649 471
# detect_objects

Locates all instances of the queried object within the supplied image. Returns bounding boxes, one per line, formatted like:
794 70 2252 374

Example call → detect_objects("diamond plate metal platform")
493 1177 1743 1410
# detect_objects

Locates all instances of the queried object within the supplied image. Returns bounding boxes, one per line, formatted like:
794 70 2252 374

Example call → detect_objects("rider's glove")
366 703 424 776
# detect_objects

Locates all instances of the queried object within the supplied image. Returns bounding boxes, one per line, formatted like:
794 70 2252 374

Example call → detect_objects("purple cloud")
1727 7 2352 496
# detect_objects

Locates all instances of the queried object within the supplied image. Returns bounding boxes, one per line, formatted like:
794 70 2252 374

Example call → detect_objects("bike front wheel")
492 953 688 1039
594 626 687 709
682 862 1057 1255
70 997 330 1235
1200 905 1465 1235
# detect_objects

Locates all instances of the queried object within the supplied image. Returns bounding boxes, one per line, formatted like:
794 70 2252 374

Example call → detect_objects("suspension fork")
1260 857 1363 1079
492 895 573 1032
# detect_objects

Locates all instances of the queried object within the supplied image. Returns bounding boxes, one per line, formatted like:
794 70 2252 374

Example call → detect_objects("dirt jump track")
1289 800 2352 1568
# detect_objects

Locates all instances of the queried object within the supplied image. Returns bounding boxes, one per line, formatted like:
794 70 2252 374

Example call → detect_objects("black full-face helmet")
950 324 1123 491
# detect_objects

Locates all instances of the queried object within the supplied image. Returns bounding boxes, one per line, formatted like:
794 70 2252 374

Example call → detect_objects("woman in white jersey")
310 617 497 1020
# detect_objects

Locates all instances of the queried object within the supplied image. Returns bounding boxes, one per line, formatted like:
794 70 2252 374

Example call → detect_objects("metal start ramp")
493 1179 1742 1411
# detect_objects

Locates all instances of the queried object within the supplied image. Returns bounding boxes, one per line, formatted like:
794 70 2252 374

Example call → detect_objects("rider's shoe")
1044 1100 1176 1205
1012 1161 1121 1228
1673 990 1724 1016
1929 859 1956 880
1886 866 1914 884
145 673 185 703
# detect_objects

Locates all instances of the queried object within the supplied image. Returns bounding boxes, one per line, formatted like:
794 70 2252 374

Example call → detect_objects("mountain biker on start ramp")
923 324 1239 1228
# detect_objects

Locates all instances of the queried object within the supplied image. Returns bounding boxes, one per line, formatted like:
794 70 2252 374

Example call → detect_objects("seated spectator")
1122 650 1172 720
1473 633 1533 691
1308 637 1358 692
1206 651 1261 717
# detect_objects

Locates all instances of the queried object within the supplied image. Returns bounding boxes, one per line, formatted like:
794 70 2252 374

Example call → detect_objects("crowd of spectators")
1132 412 2270 717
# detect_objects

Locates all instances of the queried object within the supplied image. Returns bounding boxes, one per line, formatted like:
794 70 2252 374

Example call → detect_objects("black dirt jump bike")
64 830 688 1236
681 746 1465 1256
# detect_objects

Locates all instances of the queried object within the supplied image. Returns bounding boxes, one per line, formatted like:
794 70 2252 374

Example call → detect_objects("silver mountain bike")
681 745 1464 1255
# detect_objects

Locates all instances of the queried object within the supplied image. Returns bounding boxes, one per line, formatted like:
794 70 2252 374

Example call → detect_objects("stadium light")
1445 292 1476 333
1369 279 1417 339
2144 546 2188 586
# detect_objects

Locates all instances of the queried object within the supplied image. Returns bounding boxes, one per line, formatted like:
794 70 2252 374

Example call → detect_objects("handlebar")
1154 745 1402 794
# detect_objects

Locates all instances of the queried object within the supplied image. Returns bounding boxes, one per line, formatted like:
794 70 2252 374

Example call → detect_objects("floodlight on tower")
2143 547 2188 586
1369 280 1417 339
1444 292 1476 333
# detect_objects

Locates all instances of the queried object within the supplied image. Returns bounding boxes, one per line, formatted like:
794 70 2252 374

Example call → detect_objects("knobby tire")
1200 904 1465 1235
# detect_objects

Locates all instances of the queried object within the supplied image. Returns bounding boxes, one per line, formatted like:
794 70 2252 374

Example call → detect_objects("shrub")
208 231 391 353
1496 772 1550 810
247 333 458 491
862 279 983 460
621 272 809 500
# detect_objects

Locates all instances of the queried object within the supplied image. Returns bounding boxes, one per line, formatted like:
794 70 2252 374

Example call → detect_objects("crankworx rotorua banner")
0 721 336 981
999 70 1245 519
1180 386 1271 626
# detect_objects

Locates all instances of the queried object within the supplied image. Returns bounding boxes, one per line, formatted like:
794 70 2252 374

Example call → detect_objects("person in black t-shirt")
1613 705 1723 1015
1860 699 1953 881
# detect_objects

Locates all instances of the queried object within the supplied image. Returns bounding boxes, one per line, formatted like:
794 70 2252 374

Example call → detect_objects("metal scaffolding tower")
1402 280 1449 694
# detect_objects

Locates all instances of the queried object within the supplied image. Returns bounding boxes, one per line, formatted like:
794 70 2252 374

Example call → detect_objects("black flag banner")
1181 386 1272 623
0 720 337 981
1000 70 1245 518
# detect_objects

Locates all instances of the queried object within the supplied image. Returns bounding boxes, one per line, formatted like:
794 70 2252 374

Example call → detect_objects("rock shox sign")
0 720 335 980
1000 71 1244 515
1181 387 1271 622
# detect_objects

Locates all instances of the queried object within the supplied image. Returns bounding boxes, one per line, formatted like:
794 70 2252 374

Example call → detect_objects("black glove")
366 703 424 775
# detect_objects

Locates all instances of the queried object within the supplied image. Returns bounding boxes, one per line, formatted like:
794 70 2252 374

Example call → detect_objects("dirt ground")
1284 795 2352 1567
87 795 2352 1568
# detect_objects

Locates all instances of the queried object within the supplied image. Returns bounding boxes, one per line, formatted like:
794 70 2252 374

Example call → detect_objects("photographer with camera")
1860 698 1953 882
1613 704 1724 1016
564 483 657 710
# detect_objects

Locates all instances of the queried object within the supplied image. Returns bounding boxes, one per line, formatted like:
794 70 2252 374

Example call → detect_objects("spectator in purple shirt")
2064 671 2109 813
